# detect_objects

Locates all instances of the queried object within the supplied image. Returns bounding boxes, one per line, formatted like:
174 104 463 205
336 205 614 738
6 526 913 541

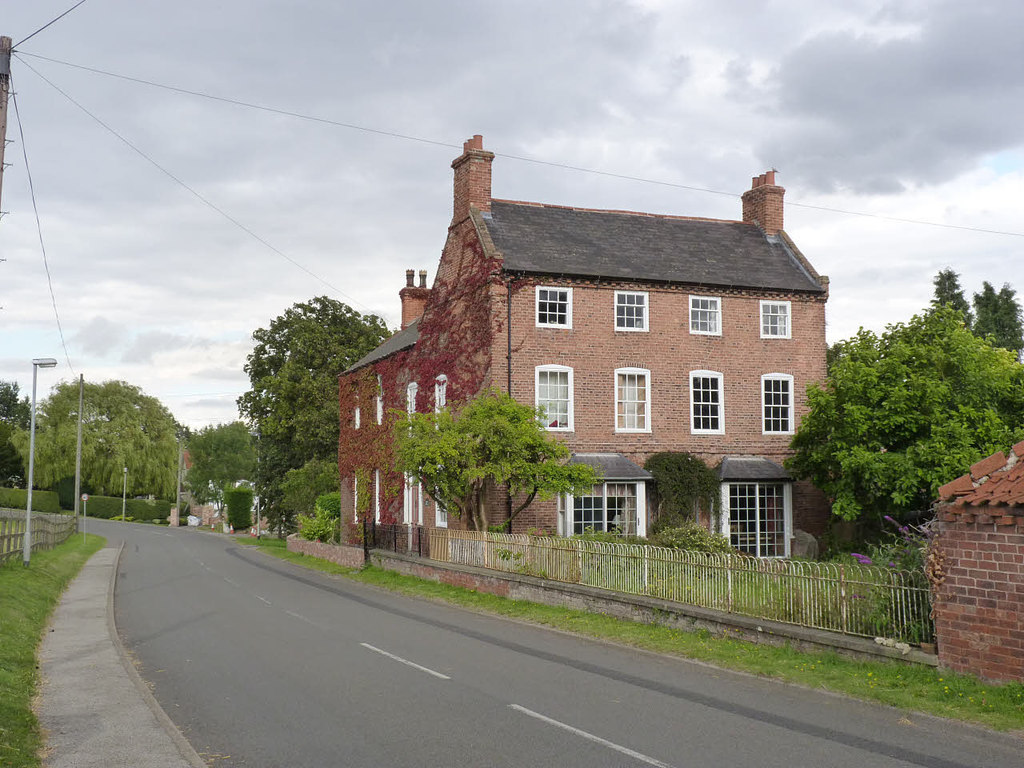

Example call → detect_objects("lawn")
0 534 105 768
238 536 1024 733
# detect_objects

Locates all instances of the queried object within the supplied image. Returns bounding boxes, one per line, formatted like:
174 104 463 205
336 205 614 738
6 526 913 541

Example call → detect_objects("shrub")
648 522 734 554
572 529 646 546
298 507 337 543
0 487 61 513
224 486 254 530
314 492 341 519
644 452 719 532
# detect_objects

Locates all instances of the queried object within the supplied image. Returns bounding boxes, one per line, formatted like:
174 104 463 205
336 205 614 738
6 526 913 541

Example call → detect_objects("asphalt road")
92 519 1020 768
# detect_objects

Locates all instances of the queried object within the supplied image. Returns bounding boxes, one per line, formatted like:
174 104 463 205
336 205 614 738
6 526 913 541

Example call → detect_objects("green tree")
787 307 1024 524
12 380 180 498
238 297 388 529
972 280 1024 359
395 390 599 531
0 381 31 487
279 458 340 535
931 268 973 327
186 422 255 512
224 485 254 530
0 381 31 428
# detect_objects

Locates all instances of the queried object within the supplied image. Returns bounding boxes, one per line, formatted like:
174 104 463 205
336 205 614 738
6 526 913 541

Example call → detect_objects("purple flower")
851 553 873 565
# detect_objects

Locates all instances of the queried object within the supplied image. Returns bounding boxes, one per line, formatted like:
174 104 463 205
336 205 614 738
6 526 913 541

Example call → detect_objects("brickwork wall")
492 276 830 535
933 510 1024 683
286 535 366 568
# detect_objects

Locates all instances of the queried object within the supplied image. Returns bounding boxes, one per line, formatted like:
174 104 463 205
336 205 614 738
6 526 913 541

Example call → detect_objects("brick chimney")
741 170 785 235
399 269 431 329
451 134 494 225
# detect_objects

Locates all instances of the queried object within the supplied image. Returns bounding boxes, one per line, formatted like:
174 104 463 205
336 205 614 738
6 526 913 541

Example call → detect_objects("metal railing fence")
365 521 432 559
0 509 78 564
428 528 934 644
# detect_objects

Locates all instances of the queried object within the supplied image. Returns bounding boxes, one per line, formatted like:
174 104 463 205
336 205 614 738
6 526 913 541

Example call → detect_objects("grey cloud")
121 332 208 363
71 317 126 357
752 1 1024 192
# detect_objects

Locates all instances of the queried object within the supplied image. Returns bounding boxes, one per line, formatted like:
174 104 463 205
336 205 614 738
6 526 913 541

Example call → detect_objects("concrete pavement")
35 543 205 768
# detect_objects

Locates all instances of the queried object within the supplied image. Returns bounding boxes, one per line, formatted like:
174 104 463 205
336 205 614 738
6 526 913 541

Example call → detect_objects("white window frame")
720 481 792 558
760 300 791 339
354 406 361 430
375 375 384 425
352 475 358 522
535 286 573 329
762 373 794 435
614 367 651 433
434 374 447 413
406 381 418 414
535 365 574 431
559 482 647 538
689 295 722 336
374 470 381 524
690 370 724 435
614 290 649 332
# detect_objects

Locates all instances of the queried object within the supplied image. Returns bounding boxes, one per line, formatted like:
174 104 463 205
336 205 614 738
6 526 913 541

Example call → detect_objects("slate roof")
569 453 653 481
937 441 1024 509
482 200 824 293
346 318 419 373
717 456 791 482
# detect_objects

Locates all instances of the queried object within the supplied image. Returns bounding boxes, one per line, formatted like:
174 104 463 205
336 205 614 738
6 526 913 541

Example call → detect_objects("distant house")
339 135 830 556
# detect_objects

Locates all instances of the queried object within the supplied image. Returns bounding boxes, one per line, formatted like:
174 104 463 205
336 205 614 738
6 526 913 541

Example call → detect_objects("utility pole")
0 36 12 218
74 375 84 527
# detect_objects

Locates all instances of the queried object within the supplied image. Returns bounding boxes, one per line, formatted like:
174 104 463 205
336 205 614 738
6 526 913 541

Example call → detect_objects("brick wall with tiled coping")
933 444 1024 684
933 509 1024 684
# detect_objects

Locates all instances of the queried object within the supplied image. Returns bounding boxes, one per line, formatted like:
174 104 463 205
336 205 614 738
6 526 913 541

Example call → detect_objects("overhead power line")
9 80 76 373
15 55 373 312
14 1 90 48
13 51 1024 239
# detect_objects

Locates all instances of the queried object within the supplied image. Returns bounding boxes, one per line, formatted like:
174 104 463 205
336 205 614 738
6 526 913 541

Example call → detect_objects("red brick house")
339 135 830 556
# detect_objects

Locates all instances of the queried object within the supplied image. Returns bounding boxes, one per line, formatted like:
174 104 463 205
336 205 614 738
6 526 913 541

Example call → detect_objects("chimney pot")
405 269 415 287
418 270 428 288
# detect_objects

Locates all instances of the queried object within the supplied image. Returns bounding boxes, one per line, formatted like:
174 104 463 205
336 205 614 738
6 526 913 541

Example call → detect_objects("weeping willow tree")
12 380 180 499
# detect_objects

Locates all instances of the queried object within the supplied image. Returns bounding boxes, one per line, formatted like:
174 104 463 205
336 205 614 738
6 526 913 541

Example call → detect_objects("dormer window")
536 287 572 329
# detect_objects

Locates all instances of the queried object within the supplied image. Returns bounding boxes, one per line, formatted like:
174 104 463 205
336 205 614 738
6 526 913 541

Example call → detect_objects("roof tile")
970 451 1006 480
483 201 826 293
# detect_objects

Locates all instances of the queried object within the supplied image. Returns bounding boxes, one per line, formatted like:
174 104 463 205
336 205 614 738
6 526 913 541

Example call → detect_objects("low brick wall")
286 535 365 569
933 512 1024 683
371 550 937 667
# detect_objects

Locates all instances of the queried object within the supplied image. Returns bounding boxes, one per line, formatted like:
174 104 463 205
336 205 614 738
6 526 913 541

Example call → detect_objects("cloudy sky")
2 0 1022 429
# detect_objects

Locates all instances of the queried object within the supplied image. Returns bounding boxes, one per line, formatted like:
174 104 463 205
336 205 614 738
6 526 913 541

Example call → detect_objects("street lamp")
121 466 128 521
24 357 58 567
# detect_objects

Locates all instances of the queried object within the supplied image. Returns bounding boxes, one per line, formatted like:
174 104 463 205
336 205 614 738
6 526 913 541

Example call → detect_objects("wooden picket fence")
0 508 77 564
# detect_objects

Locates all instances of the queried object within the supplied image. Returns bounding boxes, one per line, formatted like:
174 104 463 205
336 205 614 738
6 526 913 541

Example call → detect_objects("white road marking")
223 577 240 588
255 595 271 605
508 704 677 768
359 643 451 680
285 610 317 626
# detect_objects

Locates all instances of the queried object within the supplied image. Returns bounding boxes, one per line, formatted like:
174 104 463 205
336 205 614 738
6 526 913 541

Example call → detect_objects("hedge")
0 487 62 513
224 487 253 530
80 494 171 521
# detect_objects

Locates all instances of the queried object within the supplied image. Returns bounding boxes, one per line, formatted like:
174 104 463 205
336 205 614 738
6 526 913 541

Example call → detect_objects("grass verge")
239 537 1024 733
0 534 105 768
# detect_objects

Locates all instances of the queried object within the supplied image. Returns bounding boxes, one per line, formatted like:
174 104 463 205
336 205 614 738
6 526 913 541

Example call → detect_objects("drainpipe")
506 275 514 532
